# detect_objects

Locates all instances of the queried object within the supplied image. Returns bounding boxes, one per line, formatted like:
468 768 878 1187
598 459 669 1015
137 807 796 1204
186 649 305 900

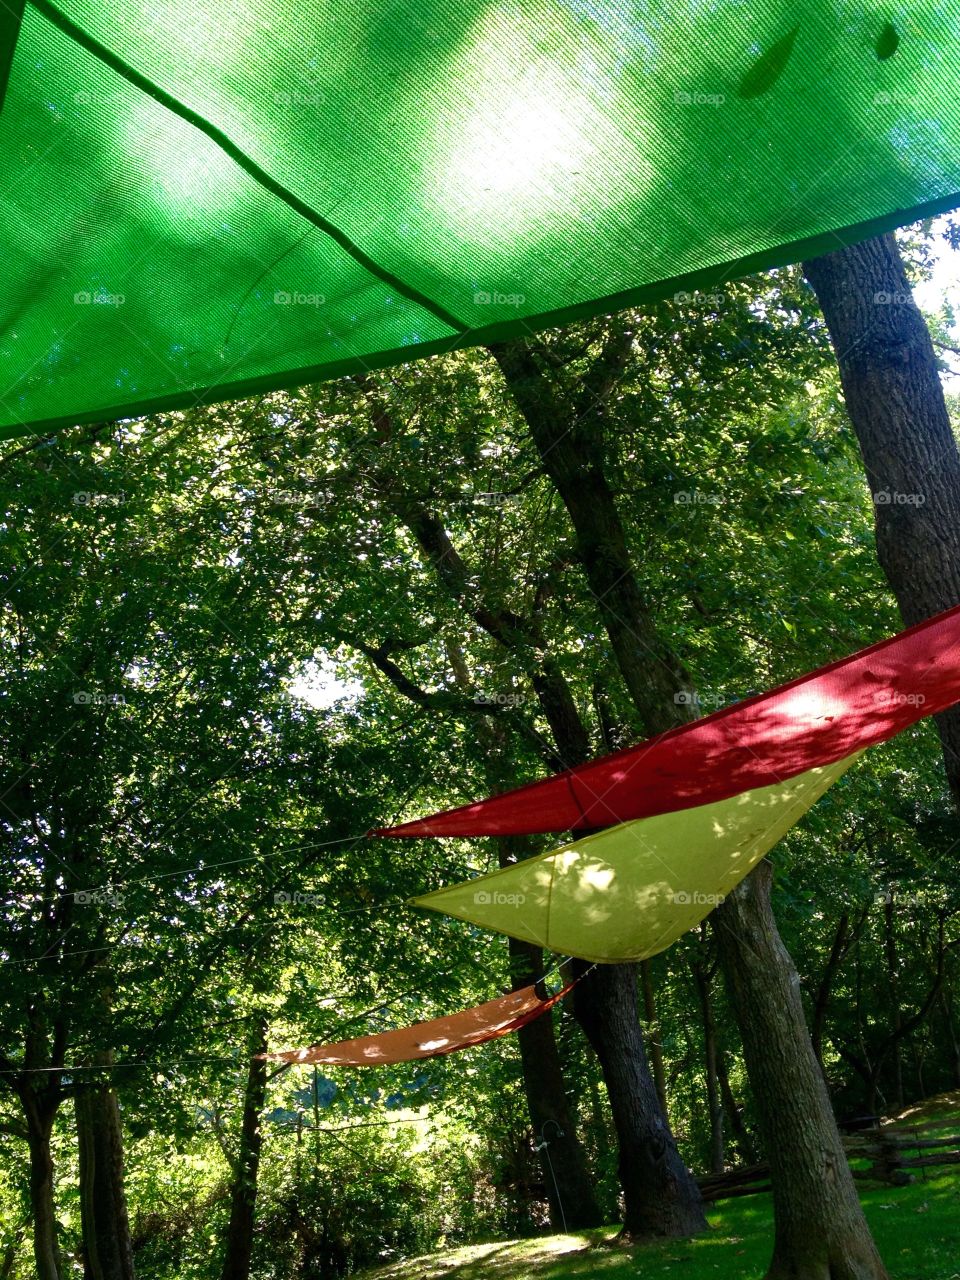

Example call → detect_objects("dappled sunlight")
424 4 653 256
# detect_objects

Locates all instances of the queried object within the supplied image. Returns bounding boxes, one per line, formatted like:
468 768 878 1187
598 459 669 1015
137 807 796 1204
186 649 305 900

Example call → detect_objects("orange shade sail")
263 983 572 1066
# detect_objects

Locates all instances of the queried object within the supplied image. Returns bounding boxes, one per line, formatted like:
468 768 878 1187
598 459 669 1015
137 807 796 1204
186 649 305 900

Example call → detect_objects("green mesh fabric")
2 1 959 437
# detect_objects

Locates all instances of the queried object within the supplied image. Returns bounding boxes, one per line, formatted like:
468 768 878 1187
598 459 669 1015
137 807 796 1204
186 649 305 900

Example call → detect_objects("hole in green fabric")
876 22 900 60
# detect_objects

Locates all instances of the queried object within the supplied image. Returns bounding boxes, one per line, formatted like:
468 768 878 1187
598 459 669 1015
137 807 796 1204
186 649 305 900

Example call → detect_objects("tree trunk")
640 960 669 1115
882 896 905 1112
22 1092 61 1280
507 932 603 1229
714 862 890 1280
690 954 725 1175
803 234 960 802
716 1051 756 1164
491 334 887 1264
219 1015 269 1280
75 1055 136 1280
572 960 706 1240
489 339 691 736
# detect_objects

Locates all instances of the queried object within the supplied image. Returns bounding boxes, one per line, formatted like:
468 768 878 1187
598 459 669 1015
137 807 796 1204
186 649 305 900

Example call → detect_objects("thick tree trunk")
219 1015 268 1280
714 863 890 1280
507 933 603 1229
75 1056 136 1280
803 234 960 801
22 1093 61 1280
572 960 706 1240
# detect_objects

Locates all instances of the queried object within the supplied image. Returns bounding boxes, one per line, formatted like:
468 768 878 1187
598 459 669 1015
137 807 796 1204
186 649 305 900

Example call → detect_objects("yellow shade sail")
412 755 859 962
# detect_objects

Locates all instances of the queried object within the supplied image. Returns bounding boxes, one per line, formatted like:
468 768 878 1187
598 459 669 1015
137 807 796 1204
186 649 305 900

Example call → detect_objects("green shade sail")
412 755 858 963
2 1 960 437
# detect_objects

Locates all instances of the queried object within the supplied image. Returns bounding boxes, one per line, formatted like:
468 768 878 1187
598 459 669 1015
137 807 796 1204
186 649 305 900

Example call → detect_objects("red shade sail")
262 983 572 1066
376 605 960 838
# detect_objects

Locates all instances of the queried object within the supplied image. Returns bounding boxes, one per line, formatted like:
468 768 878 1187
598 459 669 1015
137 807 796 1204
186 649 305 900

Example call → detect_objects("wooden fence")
696 1118 960 1202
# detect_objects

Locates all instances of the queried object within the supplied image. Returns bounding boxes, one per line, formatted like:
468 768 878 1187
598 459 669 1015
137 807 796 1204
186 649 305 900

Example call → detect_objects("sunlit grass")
359 1168 960 1279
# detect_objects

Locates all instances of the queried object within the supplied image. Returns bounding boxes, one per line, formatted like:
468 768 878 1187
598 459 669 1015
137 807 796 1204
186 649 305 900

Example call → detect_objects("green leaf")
739 25 800 99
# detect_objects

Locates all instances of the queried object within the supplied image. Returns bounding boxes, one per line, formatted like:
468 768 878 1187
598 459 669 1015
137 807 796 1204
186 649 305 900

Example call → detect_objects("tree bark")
690 948 725 1175
714 863 890 1280
75 1055 136 1280
506 933 603 1229
716 1051 756 1164
489 339 691 735
571 960 706 1240
22 1091 62 1280
803 234 960 802
882 895 905 1112
219 1015 268 1280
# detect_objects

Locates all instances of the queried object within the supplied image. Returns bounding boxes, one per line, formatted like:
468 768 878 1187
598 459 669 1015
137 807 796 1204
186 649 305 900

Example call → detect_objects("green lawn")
360 1096 960 1280
360 1177 960 1280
